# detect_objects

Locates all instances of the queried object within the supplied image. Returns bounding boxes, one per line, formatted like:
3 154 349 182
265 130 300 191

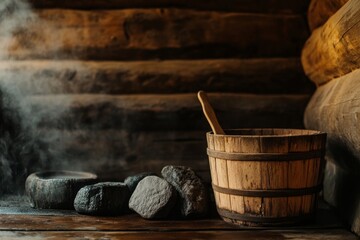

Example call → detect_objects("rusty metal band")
217 207 314 224
207 148 324 161
212 184 322 197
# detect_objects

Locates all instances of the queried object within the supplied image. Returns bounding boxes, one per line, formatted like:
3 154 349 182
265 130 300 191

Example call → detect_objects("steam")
0 0 73 193
0 0 143 194
0 0 35 60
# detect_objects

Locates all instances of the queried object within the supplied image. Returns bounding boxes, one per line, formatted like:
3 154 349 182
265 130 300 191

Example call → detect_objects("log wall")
0 1 312 185
302 0 360 85
8 9 308 60
27 0 310 13
0 59 313 94
302 0 360 235
307 0 348 31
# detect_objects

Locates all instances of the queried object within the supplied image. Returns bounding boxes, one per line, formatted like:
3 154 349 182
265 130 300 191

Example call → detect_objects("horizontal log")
35 129 208 178
304 68 360 169
301 0 359 85
307 0 349 31
21 93 310 131
6 9 308 60
0 59 314 95
28 0 310 14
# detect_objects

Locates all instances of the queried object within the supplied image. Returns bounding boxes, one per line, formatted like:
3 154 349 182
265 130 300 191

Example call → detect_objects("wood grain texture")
0 229 357 240
304 68 360 169
0 214 235 231
301 0 360 85
22 93 310 131
0 59 314 94
307 0 349 31
259 135 289 218
227 136 262 221
0 204 347 229
214 135 229 212
197 91 225 134
206 129 326 226
0 202 354 239
27 0 310 14
6 9 308 60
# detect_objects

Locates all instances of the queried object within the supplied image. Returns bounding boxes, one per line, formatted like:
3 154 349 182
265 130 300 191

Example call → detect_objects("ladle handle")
197 91 225 135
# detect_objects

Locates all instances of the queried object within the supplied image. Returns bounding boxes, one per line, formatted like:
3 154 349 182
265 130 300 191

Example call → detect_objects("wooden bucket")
206 129 326 226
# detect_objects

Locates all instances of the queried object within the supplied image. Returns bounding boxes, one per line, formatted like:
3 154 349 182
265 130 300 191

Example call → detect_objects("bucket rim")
206 128 326 138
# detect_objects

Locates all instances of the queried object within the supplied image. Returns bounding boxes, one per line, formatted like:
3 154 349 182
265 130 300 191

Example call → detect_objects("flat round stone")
25 171 97 209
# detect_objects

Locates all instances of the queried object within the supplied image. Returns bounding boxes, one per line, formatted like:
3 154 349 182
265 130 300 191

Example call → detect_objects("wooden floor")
0 198 357 240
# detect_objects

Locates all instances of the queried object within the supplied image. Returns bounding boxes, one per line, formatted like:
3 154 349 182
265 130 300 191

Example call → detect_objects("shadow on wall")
324 160 360 232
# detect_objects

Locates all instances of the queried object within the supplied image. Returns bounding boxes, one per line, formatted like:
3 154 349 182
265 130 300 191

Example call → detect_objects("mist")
0 0 79 193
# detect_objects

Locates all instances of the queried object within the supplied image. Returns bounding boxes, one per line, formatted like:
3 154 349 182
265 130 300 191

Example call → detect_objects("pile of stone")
73 165 209 219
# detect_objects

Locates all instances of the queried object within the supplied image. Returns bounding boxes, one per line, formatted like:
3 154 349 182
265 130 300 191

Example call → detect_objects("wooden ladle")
197 91 225 135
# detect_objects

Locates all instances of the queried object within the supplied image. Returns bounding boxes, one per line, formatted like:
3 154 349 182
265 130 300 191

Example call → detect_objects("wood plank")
0 197 344 227
288 136 308 217
307 0 349 31
28 0 310 14
0 214 236 231
0 229 356 240
21 93 310 131
0 59 314 94
0 204 353 237
260 136 289 218
224 136 262 223
304 68 360 168
301 0 360 85
6 9 308 60
0 208 348 230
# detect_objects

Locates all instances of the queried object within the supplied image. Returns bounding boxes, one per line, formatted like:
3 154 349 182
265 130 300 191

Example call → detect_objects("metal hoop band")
207 148 324 161
212 184 322 197
217 208 314 224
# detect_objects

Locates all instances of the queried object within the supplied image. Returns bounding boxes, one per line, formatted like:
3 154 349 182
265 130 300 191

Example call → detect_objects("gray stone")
128 176 177 219
124 172 157 193
74 182 130 215
161 165 208 218
25 171 97 210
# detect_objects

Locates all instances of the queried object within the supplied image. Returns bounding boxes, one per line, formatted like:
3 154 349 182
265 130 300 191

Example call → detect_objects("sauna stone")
128 176 177 219
124 172 157 193
74 182 130 216
25 171 97 210
161 165 208 218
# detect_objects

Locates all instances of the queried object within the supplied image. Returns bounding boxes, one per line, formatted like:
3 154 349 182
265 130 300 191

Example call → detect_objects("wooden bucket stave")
206 129 326 226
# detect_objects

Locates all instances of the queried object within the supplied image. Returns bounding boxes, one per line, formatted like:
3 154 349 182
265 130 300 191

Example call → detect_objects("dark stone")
128 176 177 219
25 171 97 209
124 172 157 193
74 182 130 216
161 165 208 218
